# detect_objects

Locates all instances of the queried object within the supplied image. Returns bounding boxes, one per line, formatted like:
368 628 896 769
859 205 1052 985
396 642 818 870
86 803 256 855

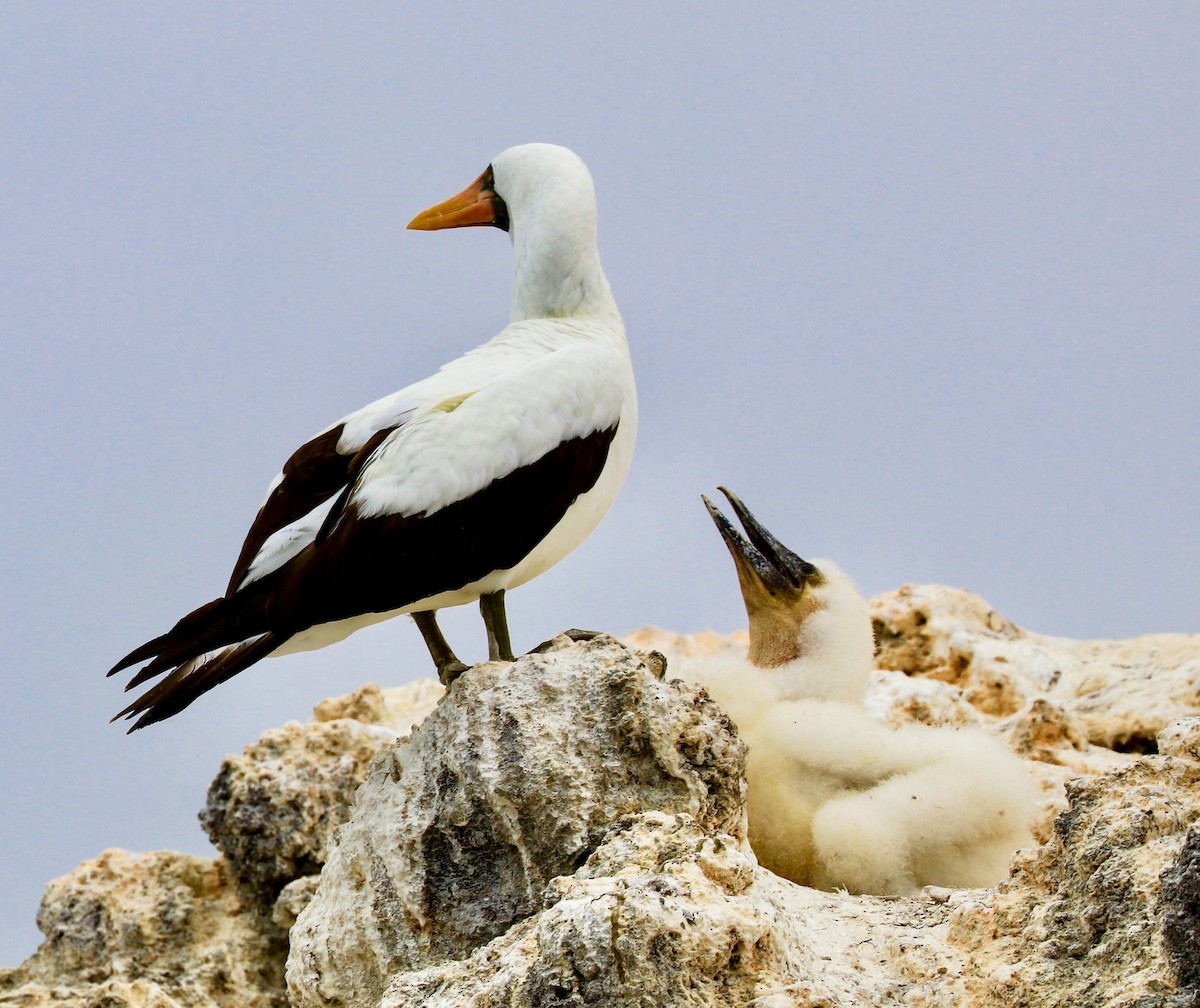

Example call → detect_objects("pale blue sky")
2 3 1197 962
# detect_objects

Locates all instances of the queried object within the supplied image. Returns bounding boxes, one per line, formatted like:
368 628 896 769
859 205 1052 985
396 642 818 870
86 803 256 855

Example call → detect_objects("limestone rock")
304 737 1200 1008
310 680 443 728
0 849 286 1008
865 668 984 727
594 749 1200 1008
1159 717 1200 765
272 876 321 931
0 679 442 1008
286 634 747 1008
622 625 748 666
7 587 1200 1008
949 755 1200 1007
200 681 442 906
994 698 1134 845
378 811 969 1008
871 583 1200 750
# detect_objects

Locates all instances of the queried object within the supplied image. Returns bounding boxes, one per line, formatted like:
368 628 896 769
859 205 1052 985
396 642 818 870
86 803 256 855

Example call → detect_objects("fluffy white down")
772 560 875 704
687 561 1036 896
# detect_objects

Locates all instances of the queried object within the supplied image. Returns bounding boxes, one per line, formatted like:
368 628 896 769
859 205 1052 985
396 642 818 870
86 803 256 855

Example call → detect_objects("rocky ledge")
3 585 1199 1007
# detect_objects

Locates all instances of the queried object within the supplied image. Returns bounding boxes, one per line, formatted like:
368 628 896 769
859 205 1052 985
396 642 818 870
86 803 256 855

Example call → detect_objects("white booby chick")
692 489 1035 896
109 143 637 730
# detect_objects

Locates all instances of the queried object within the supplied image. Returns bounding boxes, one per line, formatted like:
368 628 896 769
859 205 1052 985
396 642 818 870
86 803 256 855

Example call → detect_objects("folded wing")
109 338 624 729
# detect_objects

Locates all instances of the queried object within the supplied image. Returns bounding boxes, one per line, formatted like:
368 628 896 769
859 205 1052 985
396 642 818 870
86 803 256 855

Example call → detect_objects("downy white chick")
692 488 1036 896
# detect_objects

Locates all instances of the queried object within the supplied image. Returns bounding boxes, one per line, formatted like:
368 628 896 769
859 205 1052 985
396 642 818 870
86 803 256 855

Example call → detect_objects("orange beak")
407 167 507 231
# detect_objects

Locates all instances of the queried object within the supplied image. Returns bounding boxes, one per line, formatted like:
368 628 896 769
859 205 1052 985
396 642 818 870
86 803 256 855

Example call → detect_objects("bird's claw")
562 627 603 642
437 660 470 686
530 628 605 654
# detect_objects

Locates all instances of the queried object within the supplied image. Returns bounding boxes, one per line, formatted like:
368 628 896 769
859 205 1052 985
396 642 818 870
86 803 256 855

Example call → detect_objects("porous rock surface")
285 634 747 1008
4 586 1200 1008
200 680 443 907
0 682 442 1008
0 849 287 1008
949 750 1200 1008
375 810 965 1008
869 584 1200 752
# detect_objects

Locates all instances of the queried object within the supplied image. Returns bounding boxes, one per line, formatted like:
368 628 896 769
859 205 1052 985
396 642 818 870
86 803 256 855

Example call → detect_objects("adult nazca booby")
691 489 1035 895
109 143 637 730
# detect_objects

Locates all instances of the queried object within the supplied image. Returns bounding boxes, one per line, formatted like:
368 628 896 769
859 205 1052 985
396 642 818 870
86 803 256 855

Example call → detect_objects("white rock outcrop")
950 746 1200 1007
374 811 968 1007
0 682 443 1008
286 634 747 1008
3 585 1199 1007
200 681 443 908
869 583 1200 751
0 849 287 1008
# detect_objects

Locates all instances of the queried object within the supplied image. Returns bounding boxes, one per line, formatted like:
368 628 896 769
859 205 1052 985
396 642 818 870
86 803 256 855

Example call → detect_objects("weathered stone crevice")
1162 826 1200 990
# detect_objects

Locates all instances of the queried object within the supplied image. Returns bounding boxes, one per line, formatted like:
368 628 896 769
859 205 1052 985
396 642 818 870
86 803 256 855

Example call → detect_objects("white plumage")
690 490 1036 895
110 143 636 728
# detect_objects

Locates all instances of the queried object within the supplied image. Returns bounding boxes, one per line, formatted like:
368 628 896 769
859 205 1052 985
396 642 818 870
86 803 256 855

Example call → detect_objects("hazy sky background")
2 3 1197 962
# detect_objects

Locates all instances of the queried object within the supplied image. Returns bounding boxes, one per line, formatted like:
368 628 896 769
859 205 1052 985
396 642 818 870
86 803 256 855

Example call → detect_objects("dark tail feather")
108 581 274 680
114 632 285 732
108 598 228 676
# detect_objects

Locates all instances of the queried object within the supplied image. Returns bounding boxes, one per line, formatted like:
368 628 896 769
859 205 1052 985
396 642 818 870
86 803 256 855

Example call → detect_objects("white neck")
770 560 876 705
509 209 618 322
490 143 621 323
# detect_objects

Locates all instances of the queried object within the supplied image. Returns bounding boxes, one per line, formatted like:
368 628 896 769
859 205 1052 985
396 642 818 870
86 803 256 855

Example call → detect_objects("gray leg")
480 591 515 662
412 610 469 685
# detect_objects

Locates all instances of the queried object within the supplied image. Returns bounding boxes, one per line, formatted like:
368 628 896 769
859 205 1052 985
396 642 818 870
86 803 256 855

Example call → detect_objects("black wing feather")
270 424 619 634
115 632 283 731
226 424 354 594
109 422 618 728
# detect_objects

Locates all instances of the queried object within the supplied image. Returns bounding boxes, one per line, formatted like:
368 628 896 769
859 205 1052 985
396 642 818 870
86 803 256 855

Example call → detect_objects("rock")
377 811 968 1008
0 849 286 1008
376 813 780 1007
200 681 442 906
272 876 321 931
949 756 1200 1007
286 634 747 1008
0 680 442 1008
996 699 1134 844
864 669 983 727
871 584 1200 751
298 735 1200 1007
1159 717 1200 764
622 625 749 666
310 680 444 728
6 587 1200 1008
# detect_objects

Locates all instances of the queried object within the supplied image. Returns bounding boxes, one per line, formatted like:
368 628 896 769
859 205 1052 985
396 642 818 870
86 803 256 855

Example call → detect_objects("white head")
703 488 875 703
409 143 616 322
